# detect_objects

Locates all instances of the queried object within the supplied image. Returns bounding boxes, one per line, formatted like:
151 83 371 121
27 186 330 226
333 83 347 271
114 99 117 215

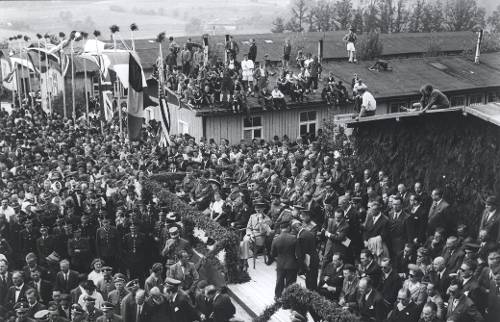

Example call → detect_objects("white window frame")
178 120 189 134
243 116 263 140
487 92 500 103
450 95 466 107
468 94 483 106
299 111 317 136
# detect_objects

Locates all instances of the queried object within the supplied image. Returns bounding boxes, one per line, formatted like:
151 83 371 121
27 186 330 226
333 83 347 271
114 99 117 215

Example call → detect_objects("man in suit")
427 188 452 236
478 196 499 242
82 295 103 322
206 286 236 322
386 288 420 322
446 278 484 322
293 220 319 291
28 268 51 304
164 278 202 322
5 270 28 311
122 224 147 281
339 264 359 308
419 302 442 322
442 236 465 274
429 256 451 298
460 259 486 313
107 275 128 316
36 226 57 265
96 301 122 322
359 249 383 288
486 271 500 322
271 221 298 299
363 202 389 251
388 197 409 259
68 228 91 274
161 226 193 274
357 276 386 322
25 287 46 318
323 207 350 265
120 283 143 322
318 253 345 300
167 249 199 294
0 259 13 306
54 260 79 294
407 194 428 245
380 257 402 308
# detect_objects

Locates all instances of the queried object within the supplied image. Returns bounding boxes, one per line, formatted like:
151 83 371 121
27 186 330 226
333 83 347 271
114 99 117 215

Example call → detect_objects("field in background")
0 0 288 41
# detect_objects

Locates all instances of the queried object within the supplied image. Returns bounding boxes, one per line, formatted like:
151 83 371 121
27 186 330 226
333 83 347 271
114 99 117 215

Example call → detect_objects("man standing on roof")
357 84 376 119
343 27 358 63
418 84 450 113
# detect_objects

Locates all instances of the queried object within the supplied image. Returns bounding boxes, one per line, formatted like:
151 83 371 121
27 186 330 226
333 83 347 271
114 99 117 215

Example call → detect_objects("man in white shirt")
0 199 15 222
241 55 254 95
271 86 286 110
357 85 376 119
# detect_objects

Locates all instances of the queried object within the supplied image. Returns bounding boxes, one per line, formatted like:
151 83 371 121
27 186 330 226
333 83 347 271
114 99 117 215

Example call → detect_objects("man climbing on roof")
418 84 450 113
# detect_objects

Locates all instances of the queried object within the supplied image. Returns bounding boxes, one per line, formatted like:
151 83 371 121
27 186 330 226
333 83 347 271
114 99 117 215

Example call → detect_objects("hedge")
142 178 250 284
253 284 359 322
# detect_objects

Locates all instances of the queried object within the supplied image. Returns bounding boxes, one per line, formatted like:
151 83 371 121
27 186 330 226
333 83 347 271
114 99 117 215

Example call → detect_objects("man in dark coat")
247 39 257 62
0 259 13 306
427 189 452 236
54 260 79 294
359 249 382 288
406 194 428 245
323 208 350 264
357 276 386 322
446 277 484 322
386 289 420 322
478 196 499 242
5 270 29 311
293 220 319 291
380 258 402 308
388 197 409 258
363 202 389 248
271 221 298 299
317 253 344 301
164 278 201 322
120 280 141 322
122 224 147 281
206 286 236 322
95 217 121 269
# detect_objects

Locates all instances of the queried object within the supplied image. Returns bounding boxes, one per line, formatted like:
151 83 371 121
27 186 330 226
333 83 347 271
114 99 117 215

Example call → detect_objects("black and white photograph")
0 0 499 321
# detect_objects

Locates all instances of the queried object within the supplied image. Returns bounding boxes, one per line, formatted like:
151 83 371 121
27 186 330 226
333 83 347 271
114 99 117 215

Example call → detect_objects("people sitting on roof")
417 84 451 113
356 84 376 119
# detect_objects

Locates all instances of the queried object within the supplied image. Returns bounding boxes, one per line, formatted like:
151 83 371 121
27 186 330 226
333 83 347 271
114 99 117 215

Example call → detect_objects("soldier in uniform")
67 228 91 273
82 296 102 322
96 267 114 301
79 214 97 256
56 222 73 260
122 224 146 282
36 226 57 266
161 226 192 275
106 274 128 316
95 218 121 269
20 218 39 256
95 301 121 322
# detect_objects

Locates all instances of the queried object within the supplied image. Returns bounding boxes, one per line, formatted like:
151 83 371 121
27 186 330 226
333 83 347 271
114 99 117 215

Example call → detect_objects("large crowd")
0 32 487 322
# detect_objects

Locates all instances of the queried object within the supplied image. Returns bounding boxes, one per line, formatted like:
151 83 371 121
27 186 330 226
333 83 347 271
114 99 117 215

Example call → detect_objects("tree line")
271 0 500 34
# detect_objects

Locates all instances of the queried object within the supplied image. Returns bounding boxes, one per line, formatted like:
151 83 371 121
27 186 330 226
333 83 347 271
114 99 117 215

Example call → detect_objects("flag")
159 95 172 146
127 52 146 141
0 51 16 91
102 90 114 121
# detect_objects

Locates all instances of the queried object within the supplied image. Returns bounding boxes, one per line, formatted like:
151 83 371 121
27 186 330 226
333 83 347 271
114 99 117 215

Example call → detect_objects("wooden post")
83 59 89 122
43 38 52 115
61 47 67 119
203 34 209 66
224 34 230 65
70 41 76 121
474 29 483 64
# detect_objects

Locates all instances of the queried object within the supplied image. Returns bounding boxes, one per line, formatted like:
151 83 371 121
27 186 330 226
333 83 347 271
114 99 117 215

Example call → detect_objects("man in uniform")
95 217 121 269
161 226 192 275
68 228 91 273
122 224 146 282
164 278 202 322
82 296 102 322
107 274 128 316
36 226 56 266
96 301 121 322
20 218 39 255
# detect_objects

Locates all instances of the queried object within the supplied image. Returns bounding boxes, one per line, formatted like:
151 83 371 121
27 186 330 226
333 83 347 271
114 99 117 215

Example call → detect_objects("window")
450 95 466 107
113 81 128 98
243 116 262 140
299 111 317 136
469 94 483 106
389 102 408 113
178 120 189 134
487 92 500 103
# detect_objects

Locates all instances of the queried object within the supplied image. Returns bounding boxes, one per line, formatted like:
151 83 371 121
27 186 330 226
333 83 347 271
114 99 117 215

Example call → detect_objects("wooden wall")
145 103 203 141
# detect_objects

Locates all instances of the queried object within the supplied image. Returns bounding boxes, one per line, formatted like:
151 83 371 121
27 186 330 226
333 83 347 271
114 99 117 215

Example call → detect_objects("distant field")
0 0 288 41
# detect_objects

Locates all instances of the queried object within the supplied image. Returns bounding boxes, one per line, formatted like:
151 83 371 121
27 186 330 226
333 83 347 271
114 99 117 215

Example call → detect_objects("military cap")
101 301 114 311
47 302 59 311
164 277 181 286
168 226 180 234
292 204 305 210
33 309 50 320
125 279 139 289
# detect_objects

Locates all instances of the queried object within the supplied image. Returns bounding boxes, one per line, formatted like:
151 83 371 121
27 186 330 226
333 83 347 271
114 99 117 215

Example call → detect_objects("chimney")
474 29 483 64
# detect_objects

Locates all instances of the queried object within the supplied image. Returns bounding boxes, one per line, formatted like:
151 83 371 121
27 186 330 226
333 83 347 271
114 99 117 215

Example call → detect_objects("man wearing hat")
14 301 36 322
96 302 121 322
107 274 128 315
161 226 192 275
144 263 164 295
479 196 499 242
96 217 121 269
68 227 91 273
240 199 272 270
69 303 86 322
122 224 146 282
81 296 102 322
164 278 202 322
356 84 376 119
36 226 57 265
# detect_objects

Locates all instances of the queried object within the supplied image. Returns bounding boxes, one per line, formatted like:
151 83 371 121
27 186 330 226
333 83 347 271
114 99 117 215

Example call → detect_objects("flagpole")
70 34 76 121
61 46 67 119
43 36 52 115
16 38 27 105
83 58 89 123
94 30 104 135
23 36 34 109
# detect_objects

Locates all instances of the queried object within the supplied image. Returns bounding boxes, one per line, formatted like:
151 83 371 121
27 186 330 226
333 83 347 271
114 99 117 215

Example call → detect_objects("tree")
363 0 380 32
487 5 500 33
351 9 364 34
271 17 286 33
357 32 384 60
444 0 486 31
408 0 425 32
378 0 395 33
421 2 444 32
335 0 353 31
392 0 409 33
310 0 335 32
288 0 308 32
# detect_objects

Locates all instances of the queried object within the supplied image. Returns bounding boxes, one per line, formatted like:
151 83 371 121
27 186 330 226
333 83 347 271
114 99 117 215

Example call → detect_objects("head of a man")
421 303 437 322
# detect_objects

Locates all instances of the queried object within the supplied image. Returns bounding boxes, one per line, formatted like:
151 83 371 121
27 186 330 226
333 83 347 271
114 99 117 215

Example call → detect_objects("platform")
227 257 312 322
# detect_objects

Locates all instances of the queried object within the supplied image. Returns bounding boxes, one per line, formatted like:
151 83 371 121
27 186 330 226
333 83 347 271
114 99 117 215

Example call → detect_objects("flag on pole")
127 52 146 141
102 90 114 121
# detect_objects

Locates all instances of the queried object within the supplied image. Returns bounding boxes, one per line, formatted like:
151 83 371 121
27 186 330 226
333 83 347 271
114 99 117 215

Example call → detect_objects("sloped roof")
121 31 477 69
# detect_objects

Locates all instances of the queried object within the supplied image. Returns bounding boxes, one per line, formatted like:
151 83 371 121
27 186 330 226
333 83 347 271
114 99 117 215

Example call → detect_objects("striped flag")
102 90 114 121
158 94 172 146
127 52 146 141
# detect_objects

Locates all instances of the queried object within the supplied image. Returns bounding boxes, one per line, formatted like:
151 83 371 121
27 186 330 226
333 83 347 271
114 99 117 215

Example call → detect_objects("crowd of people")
161 36 355 114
